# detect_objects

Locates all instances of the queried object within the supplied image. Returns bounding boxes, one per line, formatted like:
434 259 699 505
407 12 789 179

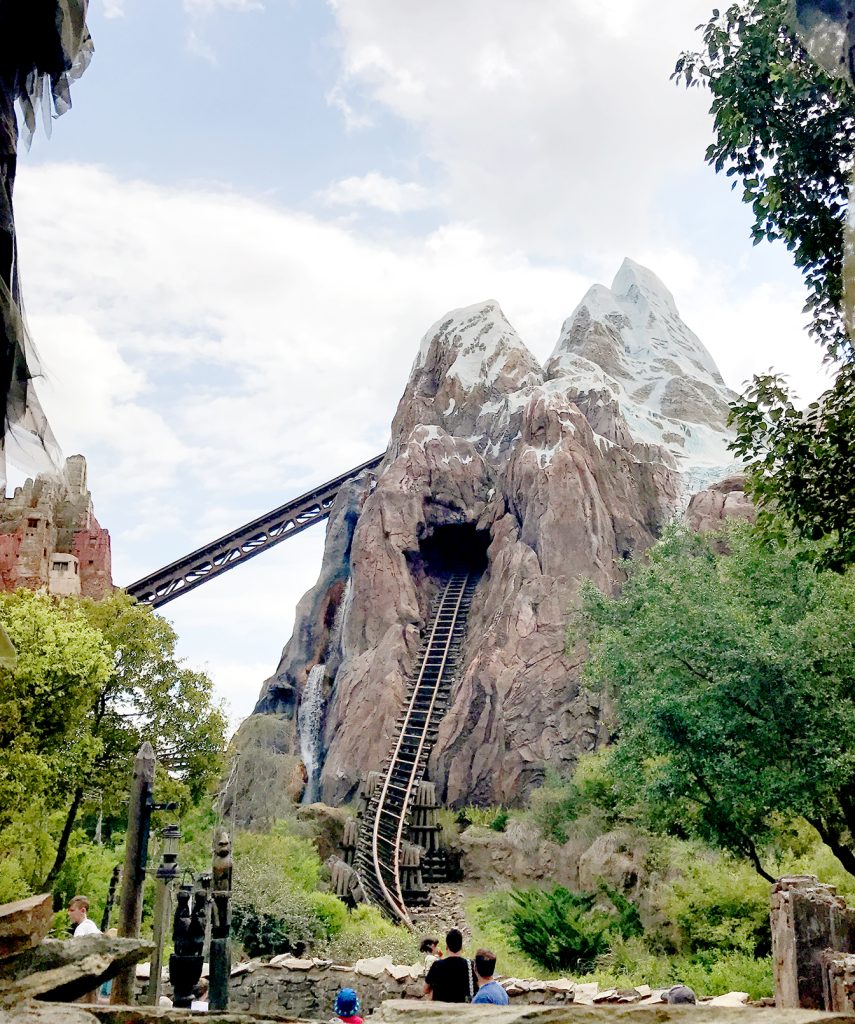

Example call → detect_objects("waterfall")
328 577 353 660
298 663 325 804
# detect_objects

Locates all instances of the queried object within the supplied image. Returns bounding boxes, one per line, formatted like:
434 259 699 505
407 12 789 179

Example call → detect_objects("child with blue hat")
331 988 363 1023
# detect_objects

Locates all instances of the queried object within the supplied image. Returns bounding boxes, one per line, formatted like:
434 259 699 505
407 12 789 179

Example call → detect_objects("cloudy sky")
12 0 830 729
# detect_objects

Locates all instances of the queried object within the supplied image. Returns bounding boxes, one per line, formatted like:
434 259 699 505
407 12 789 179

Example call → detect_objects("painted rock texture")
238 259 740 812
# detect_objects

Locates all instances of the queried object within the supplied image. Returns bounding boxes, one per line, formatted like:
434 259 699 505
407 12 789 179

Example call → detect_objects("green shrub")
320 905 421 964
489 809 509 832
509 886 641 974
527 780 578 844
309 891 348 938
231 823 331 956
466 893 552 979
589 936 773 999
660 850 771 956
232 888 325 957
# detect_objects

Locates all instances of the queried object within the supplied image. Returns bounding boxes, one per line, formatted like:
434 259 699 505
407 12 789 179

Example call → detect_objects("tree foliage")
0 591 112 888
576 523 855 879
0 589 227 894
675 0 854 360
674 1 855 566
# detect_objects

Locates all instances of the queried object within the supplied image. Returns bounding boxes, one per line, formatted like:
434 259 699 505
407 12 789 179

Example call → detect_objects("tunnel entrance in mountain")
418 523 490 576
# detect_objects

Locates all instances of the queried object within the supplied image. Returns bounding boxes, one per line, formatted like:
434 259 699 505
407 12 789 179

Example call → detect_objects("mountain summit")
234 260 742 818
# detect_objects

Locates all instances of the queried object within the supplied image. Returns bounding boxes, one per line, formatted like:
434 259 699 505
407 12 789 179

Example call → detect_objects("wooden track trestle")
355 572 476 926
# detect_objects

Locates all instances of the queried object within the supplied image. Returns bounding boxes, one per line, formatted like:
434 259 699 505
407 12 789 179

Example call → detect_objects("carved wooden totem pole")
209 825 233 1010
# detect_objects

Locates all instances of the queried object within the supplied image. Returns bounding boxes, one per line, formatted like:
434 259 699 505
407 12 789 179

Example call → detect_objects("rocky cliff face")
238 259 740 812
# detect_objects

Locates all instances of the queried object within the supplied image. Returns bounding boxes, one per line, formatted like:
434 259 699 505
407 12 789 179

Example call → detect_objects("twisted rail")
125 454 384 609
356 572 477 925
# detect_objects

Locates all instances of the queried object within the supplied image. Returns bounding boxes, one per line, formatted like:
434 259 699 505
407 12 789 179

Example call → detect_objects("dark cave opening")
418 523 491 576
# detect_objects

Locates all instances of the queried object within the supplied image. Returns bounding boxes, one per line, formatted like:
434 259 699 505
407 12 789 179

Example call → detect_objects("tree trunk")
806 814 855 879
42 786 84 890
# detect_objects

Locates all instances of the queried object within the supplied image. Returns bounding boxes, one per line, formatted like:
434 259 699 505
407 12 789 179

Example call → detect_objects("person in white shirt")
67 896 101 1005
68 896 101 938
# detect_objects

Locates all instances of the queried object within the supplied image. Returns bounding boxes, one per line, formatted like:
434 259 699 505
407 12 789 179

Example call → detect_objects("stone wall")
228 956 576 1019
771 875 855 1010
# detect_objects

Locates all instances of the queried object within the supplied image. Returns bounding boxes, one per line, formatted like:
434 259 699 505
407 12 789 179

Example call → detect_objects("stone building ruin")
0 454 112 599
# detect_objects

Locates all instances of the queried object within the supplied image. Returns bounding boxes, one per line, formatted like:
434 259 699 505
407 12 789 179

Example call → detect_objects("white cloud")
12 163 826 721
185 30 218 65
319 172 435 213
183 0 264 14
328 0 720 255
103 0 126 18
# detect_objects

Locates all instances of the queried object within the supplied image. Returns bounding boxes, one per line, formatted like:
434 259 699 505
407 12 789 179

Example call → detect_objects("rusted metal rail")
125 454 384 609
355 572 477 925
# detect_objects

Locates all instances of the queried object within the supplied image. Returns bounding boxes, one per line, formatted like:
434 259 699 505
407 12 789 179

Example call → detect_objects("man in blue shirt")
471 949 509 1006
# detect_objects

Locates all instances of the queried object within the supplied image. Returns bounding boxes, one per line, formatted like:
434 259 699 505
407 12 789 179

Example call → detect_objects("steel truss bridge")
126 454 384 609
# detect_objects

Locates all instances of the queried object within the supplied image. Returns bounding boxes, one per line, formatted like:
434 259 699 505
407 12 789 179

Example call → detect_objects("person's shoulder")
426 957 445 980
474 982 509 1004
74 918 101 937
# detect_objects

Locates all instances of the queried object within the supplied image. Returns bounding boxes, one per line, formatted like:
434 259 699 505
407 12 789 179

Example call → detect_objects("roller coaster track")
356 572 477 926
125 454 384 609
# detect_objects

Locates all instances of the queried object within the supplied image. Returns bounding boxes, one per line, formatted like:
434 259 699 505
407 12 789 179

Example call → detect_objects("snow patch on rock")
546 258 739 495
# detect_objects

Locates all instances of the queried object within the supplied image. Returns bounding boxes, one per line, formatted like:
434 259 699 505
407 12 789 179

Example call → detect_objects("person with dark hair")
423 928 476 1002
665 984 697 1005
471 949 509 1005
419 936 441 968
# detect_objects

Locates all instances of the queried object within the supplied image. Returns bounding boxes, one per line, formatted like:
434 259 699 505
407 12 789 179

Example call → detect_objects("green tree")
576 523 855 879
42 592 227 888
674 1 855 567
0 590 112 888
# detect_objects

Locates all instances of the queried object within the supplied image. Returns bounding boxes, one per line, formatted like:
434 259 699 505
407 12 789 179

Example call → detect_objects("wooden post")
111 742 155 1005
208 826 233 1011
144 873 172 1005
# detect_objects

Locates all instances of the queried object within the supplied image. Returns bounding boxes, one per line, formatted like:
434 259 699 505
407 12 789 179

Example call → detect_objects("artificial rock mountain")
238 259 740 813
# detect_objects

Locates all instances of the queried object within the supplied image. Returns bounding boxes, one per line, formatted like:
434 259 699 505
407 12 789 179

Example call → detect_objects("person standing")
68 895 100 937
423 928 476 1002
471 949 509 1005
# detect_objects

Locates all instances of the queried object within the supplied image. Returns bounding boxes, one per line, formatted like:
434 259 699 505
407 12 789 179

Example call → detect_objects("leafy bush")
232 889 325 957
527 778 578 845
590 936 773 999
509 885 641 973
527 754 626 845
308 891 348 939
231 823 332 956
466 893 554 979
660 850 771 957
489 809 509 832
319 905 421 964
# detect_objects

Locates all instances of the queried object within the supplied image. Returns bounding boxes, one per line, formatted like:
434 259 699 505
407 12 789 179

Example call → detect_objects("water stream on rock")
329 577 353 661
298 663 325 804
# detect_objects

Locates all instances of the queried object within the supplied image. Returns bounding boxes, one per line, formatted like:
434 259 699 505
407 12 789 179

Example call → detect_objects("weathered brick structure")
0 455 112 599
